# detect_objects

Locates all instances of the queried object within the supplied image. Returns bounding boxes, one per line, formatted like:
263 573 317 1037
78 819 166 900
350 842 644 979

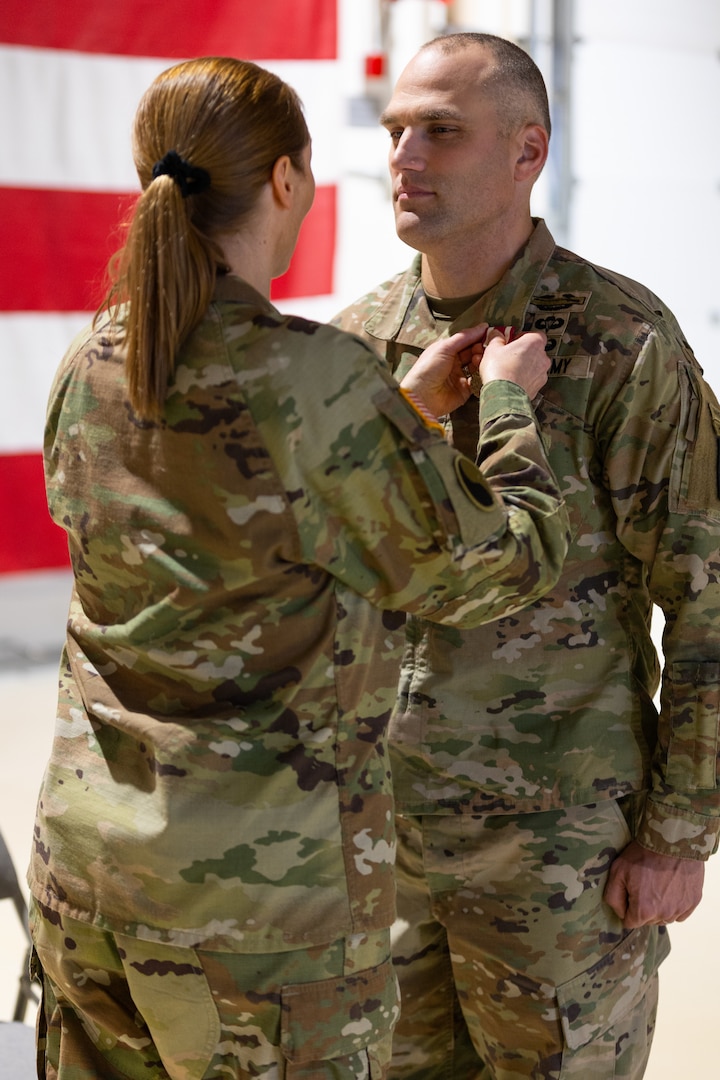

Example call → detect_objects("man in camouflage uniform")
29 270 568 1079
334 32 720 1080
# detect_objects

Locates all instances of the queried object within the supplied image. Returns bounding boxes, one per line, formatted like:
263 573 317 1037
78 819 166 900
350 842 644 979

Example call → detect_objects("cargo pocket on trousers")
280 957 399 1079
557 924 670 1053
119 935 221 1080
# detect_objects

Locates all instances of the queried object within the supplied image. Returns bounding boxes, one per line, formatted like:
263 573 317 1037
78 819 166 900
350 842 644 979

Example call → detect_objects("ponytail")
102 170 221 420
95 56 310 421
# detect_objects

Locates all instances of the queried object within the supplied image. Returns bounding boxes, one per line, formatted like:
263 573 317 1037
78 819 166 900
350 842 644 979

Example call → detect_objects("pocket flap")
281 958 398 1064
557 925 670 1051
666 660 720 792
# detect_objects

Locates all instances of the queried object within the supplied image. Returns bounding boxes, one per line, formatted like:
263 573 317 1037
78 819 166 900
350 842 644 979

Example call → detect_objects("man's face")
380 45 520 259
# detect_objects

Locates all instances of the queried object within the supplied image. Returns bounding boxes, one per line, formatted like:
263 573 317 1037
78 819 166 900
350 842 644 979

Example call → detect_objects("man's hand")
604 839 705 928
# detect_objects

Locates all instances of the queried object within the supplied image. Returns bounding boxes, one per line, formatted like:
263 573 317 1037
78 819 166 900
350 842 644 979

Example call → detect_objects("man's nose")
390 130 425 170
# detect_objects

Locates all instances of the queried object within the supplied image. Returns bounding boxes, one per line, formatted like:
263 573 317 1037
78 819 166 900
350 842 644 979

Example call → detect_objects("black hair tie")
151 150 211 198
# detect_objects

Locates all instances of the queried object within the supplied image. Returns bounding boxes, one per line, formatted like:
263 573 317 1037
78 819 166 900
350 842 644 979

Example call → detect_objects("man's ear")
515 124 549 181
270 155 294 209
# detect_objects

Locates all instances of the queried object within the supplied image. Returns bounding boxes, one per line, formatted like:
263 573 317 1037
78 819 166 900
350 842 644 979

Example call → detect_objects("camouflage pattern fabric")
389 800 669 1080
30 899 397 1079
28 272 566 1070
335 219 720 858
334 216 720 1077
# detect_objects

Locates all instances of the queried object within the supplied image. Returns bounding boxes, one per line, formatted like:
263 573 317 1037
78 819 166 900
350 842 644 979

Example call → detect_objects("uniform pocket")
670 361 720 519
665 660 720 791
372 384 504 552
119 935 221 1080
557 924 670 1052
281 957 398 1078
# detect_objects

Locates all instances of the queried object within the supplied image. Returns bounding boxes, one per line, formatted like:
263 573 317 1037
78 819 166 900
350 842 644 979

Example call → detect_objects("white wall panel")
569 4 720 379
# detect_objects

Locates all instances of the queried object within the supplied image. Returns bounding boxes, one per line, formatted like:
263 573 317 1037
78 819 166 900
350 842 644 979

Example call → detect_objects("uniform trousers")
389 798 670 1080
29 900 398 1080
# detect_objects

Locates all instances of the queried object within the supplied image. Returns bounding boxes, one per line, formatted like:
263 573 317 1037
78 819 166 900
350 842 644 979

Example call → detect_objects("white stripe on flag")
0 46 341 190
1 297 344 457
0 313 89 453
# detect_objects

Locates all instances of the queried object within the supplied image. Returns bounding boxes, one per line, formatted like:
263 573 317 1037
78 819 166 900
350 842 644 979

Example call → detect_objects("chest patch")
547 354 592 378
526 291 592 361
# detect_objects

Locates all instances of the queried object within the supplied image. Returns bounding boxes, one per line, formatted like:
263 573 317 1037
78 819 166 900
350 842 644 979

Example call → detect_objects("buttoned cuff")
478 379 534 423
636 798 720 860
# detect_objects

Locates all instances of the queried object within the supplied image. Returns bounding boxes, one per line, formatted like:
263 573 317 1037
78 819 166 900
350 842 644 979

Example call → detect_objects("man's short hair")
422 32 552 138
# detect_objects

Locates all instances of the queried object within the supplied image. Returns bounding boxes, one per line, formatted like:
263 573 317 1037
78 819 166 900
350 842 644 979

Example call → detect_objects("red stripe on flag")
0 0 337 60
0 453 70 573
1 184 336 312
271 184 336 301
1 188 137 313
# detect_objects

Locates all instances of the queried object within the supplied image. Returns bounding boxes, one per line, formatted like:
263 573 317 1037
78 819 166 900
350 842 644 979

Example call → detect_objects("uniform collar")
363 219 557 347
212 272 280 315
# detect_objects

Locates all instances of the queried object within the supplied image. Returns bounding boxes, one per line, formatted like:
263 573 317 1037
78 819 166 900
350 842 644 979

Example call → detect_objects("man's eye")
387 129 403 143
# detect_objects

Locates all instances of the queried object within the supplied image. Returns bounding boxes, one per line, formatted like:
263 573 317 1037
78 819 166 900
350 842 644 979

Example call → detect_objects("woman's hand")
399 325 550 419
478 327 550 399
399 324 489 418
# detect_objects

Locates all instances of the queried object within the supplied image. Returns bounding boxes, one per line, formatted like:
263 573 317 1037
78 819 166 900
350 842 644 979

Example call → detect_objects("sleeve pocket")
372 384 504 552
670 362 720 519
281 958 399 1072
665 661 720 792
557 925 670 1051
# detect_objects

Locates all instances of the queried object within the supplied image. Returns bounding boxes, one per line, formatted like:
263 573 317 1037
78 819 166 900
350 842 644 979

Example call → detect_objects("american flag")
0 0 339 573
